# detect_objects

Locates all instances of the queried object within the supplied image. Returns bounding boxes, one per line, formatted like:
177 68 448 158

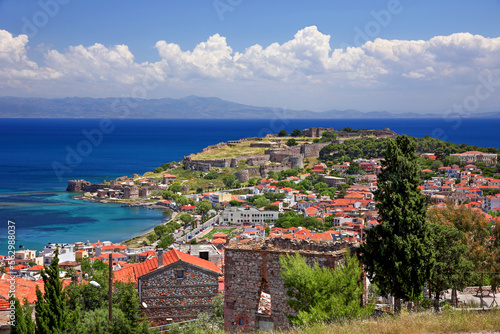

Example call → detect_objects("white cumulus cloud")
0 27 499 111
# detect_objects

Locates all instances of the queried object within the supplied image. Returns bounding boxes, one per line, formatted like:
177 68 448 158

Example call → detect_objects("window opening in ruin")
257 291 271 315
176 269 184 279
199 251 209 261
257 276 272 315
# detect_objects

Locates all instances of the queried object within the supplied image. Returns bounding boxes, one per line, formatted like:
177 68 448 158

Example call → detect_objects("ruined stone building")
224 238 363 332
113 248 221 325
123 185 139 199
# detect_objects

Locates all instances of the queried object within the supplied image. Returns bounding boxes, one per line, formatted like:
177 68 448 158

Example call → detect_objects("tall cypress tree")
361 135 433 313
10 297 35 334
35 250 68 334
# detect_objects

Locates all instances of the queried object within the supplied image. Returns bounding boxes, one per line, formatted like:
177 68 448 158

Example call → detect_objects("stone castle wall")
224 238 364 332
301 142 330 158
67 180 111 192
302 127 396 138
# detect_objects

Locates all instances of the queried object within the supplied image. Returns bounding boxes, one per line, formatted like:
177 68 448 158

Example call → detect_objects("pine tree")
361 135 434 313
35 250 69 334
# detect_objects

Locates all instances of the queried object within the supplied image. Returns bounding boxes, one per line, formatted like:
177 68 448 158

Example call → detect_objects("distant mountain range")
0 96 499 119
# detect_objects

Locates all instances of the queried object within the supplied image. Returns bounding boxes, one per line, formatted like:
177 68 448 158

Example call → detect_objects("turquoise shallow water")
1 117 499 254
0 191 167 252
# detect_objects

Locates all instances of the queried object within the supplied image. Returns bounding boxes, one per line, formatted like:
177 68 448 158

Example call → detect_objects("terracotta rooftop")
27 264 45 271
114 249 221 283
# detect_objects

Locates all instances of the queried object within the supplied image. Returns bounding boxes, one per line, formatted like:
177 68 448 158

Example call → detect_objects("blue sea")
1 117 500 253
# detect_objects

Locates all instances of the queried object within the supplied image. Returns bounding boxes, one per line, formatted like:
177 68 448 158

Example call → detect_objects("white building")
483 194 500 213
39 243 76 265
221 206 278 225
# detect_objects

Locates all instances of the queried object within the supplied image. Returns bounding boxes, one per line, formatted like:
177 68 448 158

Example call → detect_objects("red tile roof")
98 253 127 260
27 265 45 271
0 298 9 311
139 250 156 257
99 244 128 250
114 249 221 283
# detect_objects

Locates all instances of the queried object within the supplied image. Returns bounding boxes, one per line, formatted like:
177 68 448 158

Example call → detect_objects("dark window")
176 270 184 279
199 251 209 261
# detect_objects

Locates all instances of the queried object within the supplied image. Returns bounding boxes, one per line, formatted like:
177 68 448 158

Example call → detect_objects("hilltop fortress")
67 127 396 192
182 127 396 182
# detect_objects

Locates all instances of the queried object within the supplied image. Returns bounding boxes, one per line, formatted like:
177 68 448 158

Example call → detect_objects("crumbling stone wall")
140 263 219 325
302 127 396 138
301 142 330 158
224 238 363 332
235 170 250 183
67 180 107 192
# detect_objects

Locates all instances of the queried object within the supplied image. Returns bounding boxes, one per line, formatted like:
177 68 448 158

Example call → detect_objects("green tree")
254 196 268 208
290 129 303 137
178 213 193 224
223 174 236 188
229 199 242 206
286 138 298 146
146 233 157 244
10 297 36 334
35 250 70 334
153 224 168 239
314 182 328 192
346 162 362 175
169 183 182 193
161 190 174 200
428 223 474 312
197 200 212 217
158 234 175 249
361 135 434 313
203 171 218 180
278 129 288 137
280 252 372 325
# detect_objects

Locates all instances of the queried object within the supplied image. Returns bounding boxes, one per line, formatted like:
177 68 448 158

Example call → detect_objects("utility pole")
108 253 113 326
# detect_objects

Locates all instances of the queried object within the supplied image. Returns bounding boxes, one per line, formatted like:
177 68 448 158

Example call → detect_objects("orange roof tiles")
27 264 45 271
99 244 127 250
114 249 221 283
98 253 127 259
138 250 156 257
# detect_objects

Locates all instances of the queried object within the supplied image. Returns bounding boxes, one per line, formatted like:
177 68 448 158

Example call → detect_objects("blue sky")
1 0 500 113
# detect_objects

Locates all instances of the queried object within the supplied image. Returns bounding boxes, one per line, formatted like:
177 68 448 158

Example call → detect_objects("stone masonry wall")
224 238 362 332
140 263 219 325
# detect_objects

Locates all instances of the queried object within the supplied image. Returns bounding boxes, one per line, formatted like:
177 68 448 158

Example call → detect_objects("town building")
113 248 221 326
39 243 76 265
224 238 363 331
220 206 279 225
13 250 41 266
450 151 497 165
162 174 177 184
123 186 139 199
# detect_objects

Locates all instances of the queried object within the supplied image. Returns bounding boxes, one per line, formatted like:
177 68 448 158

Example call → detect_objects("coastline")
120 211 178 246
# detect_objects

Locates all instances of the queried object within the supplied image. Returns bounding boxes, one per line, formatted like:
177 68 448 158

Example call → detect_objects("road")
174 214 220 243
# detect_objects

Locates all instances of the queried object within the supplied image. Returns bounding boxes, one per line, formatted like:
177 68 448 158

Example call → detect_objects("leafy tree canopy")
280 252 373 326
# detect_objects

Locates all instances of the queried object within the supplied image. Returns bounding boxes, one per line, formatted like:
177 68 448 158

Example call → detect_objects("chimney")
157 248 164 268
